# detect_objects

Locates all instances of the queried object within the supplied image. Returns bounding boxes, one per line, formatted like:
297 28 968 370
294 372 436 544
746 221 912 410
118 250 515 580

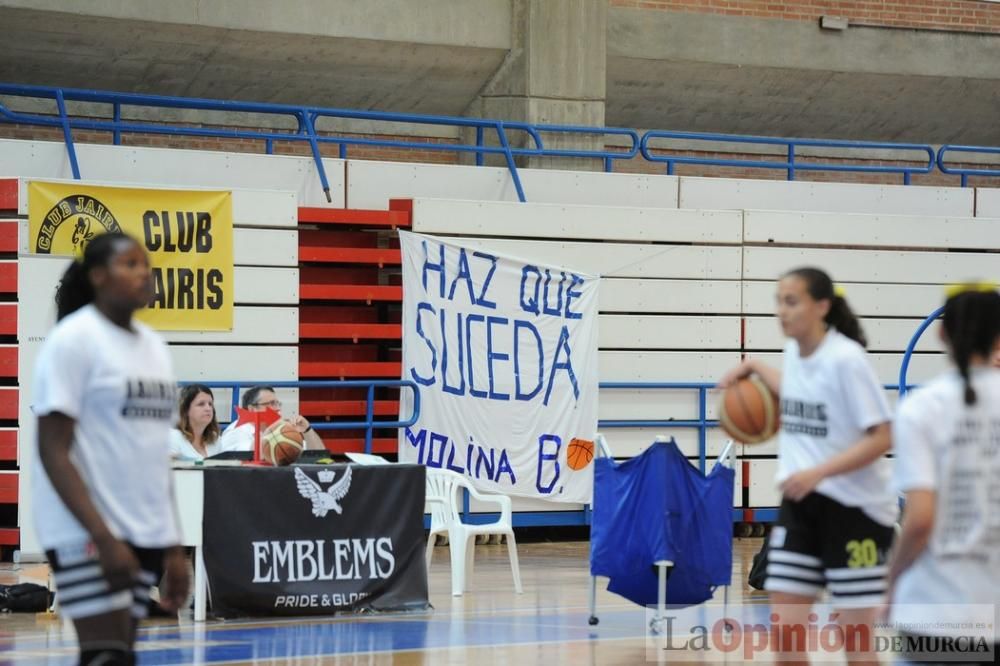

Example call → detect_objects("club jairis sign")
28 180 234 331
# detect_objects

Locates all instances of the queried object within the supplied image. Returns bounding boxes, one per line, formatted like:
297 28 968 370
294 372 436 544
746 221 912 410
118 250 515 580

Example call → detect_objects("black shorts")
47 541 164 620
764 492 894 608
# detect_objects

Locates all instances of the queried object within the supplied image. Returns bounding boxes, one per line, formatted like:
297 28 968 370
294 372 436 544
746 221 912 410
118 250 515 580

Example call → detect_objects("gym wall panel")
601 278 742 314
598 351 740 382
162 307 298 344
347 159 680 209
679 176 974 217
744 316 945 353
233 229 298 266
750 352 949 386
975 188 1000 217
599 387 723 421
1 139 346 207
743 247 1000 284
439 237 743 279
410 198 740 244
231 189 298 228
743 209 1000 250
599 315 741 350
233 267 299 305
747 459 782 507
742 281 945 318
169 346 298 382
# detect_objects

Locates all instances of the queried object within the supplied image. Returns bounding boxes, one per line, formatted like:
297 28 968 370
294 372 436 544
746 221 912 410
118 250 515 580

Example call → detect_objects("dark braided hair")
784 267 867 347
54 232 138 321
942 287 1000 406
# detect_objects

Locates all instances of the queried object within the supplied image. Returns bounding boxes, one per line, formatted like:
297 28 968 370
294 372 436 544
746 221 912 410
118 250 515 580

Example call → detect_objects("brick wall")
612 0 1000 34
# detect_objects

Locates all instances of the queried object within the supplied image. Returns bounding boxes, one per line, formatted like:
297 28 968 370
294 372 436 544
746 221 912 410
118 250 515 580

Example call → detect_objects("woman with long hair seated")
169 384 221 461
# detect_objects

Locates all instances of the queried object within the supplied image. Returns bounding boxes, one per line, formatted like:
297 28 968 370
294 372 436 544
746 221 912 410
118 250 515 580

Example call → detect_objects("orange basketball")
719 377 780 444
261 420 305 466
566 438 595 471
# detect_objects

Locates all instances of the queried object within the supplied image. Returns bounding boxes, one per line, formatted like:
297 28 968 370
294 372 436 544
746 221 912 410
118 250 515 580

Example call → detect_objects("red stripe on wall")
0 263 16 294
0 304 15 336
0 430 16 461
0 347 16 378
0 180 17 212
0 474 17 504
0 390 17 420
0 223 18 253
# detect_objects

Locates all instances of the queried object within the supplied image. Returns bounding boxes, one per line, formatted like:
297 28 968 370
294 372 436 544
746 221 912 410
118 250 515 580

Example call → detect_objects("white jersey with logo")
891 368 1000 635
31 305 180 549
778 328 896 526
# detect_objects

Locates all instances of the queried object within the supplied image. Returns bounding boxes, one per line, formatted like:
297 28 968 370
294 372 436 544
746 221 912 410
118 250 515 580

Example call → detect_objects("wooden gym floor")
0 538 870 665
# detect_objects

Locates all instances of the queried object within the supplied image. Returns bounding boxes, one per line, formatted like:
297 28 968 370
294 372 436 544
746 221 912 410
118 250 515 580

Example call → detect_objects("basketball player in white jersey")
720 267 894 665
33 232 189 666
887 284 1000 665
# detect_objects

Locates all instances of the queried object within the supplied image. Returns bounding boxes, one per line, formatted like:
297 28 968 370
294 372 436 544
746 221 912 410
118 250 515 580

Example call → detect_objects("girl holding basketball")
33 233 189 666
169 383 222 461
885 285 1000 663
719 267 894 665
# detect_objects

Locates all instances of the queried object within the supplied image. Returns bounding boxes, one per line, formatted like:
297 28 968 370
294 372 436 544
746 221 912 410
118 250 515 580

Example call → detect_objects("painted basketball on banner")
397 231 600 503
566 438 595 471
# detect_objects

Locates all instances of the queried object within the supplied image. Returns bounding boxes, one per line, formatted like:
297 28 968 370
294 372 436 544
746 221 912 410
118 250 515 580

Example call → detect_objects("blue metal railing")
598 382 716 473
0 83 639 203
640 130 936 185
898 306 945 398
187 379 420 454
937 145 1000 187
9 83 993 195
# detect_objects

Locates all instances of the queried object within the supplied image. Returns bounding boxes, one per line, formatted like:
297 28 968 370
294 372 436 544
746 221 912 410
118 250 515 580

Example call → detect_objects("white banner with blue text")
398 231 599 503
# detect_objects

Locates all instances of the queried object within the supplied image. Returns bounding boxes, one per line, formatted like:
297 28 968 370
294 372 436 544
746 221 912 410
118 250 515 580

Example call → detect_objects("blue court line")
0 608 655 664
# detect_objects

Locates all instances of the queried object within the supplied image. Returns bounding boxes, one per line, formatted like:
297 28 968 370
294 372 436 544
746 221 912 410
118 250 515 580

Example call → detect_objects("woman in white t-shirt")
169 384 221 461
33 232 189 666
887 285 1000 664
720 267 894 664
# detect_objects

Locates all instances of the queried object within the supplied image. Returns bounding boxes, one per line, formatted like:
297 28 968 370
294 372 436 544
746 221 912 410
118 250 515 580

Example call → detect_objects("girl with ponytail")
33 232 189 665
719 266 893 664
887 284 1000 661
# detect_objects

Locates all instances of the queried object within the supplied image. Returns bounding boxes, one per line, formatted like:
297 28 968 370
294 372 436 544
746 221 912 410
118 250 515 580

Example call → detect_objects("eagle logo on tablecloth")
294 466 353 518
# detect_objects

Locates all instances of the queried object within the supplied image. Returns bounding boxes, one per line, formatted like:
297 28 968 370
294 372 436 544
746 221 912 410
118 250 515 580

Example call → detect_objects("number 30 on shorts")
845 538 879 568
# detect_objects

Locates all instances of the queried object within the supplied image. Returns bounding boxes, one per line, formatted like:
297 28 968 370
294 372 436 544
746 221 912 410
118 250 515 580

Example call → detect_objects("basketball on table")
566 438 595 471
719 377 780 444
261 420 305 466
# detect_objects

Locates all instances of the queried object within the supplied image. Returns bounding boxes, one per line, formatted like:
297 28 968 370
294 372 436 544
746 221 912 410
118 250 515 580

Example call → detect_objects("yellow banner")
28 181 234 331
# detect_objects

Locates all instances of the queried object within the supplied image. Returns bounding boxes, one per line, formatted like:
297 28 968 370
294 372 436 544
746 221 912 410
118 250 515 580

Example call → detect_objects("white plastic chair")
425 467 523 596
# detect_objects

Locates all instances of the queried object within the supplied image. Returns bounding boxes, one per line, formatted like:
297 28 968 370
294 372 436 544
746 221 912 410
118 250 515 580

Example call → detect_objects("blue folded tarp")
589 438 734 607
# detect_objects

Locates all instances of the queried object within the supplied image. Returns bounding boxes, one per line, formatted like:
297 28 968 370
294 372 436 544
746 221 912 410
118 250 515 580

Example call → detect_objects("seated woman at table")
169 384 222 461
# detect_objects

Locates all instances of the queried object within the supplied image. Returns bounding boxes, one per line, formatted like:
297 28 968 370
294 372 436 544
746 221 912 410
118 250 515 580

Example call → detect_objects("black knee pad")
79 647 135 666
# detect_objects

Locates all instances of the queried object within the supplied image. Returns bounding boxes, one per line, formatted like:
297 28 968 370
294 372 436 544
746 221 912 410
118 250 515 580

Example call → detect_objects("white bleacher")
0 139 345 207
9 136 998 522
346 159 680 209
975 188 1000 217
679 176 976 216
